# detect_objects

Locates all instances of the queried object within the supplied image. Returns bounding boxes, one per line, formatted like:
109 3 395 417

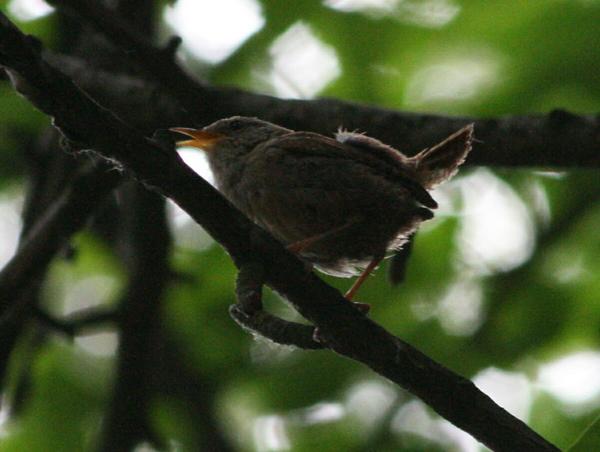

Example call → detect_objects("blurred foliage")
569 413 600 452
1 0 599 451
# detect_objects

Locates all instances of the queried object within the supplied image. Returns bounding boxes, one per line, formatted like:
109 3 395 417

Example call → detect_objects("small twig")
229 306 323 350
162 36 182 61
233 261 323 349
234 261 265 314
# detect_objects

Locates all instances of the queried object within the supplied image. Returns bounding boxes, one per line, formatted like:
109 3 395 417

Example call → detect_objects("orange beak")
170 127 224 150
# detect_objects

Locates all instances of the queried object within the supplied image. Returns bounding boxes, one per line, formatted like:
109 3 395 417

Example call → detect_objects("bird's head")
170 116 291 155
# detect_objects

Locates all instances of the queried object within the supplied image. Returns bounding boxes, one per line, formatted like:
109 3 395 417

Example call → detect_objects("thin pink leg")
344 256 383 301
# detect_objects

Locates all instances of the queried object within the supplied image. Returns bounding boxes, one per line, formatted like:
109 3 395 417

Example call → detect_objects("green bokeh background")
0 0 599 450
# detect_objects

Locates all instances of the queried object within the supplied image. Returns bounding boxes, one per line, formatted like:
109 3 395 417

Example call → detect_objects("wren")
172 117 473 300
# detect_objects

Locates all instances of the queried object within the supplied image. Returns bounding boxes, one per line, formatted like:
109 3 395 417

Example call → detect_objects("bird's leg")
313 257 380 343
344 254 384 302
285 219 371 312
286 218 360 254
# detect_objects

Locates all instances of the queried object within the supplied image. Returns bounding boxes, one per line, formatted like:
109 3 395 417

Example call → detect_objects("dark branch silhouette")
0 161 120 318
44 52 600 171
97 184 170 452
33 305 118 337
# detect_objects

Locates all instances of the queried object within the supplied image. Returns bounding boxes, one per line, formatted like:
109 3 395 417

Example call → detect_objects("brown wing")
254 132 437 208
235 135 432 254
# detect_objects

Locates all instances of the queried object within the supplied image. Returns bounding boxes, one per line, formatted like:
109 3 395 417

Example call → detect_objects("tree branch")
157 336 235 452
33 305 118 337
45 0 218 124
0 161 120 319
229 305 323 351
46 0 600 168
0 13 560 451
97 184 170 452
44 53 188 131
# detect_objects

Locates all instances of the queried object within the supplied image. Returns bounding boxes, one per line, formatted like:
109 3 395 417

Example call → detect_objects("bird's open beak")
170 127 224 150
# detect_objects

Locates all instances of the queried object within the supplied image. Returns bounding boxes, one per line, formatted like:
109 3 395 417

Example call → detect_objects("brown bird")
172 117 473 300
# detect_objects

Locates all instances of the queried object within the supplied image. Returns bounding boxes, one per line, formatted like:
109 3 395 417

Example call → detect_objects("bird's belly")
224 172 430 276
247 189 423 275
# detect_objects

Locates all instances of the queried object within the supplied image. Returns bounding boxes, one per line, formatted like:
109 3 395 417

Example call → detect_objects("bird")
171 116 473 301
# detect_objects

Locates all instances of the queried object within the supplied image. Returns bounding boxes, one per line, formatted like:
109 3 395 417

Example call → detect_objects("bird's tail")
409 124 474 189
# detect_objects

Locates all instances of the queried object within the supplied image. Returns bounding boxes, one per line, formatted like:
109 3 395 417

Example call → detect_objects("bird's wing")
255 132 437 208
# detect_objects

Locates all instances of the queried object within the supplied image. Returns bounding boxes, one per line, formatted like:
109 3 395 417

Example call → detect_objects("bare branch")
229 305 323 350
33 305 118 337
0 161 120 317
